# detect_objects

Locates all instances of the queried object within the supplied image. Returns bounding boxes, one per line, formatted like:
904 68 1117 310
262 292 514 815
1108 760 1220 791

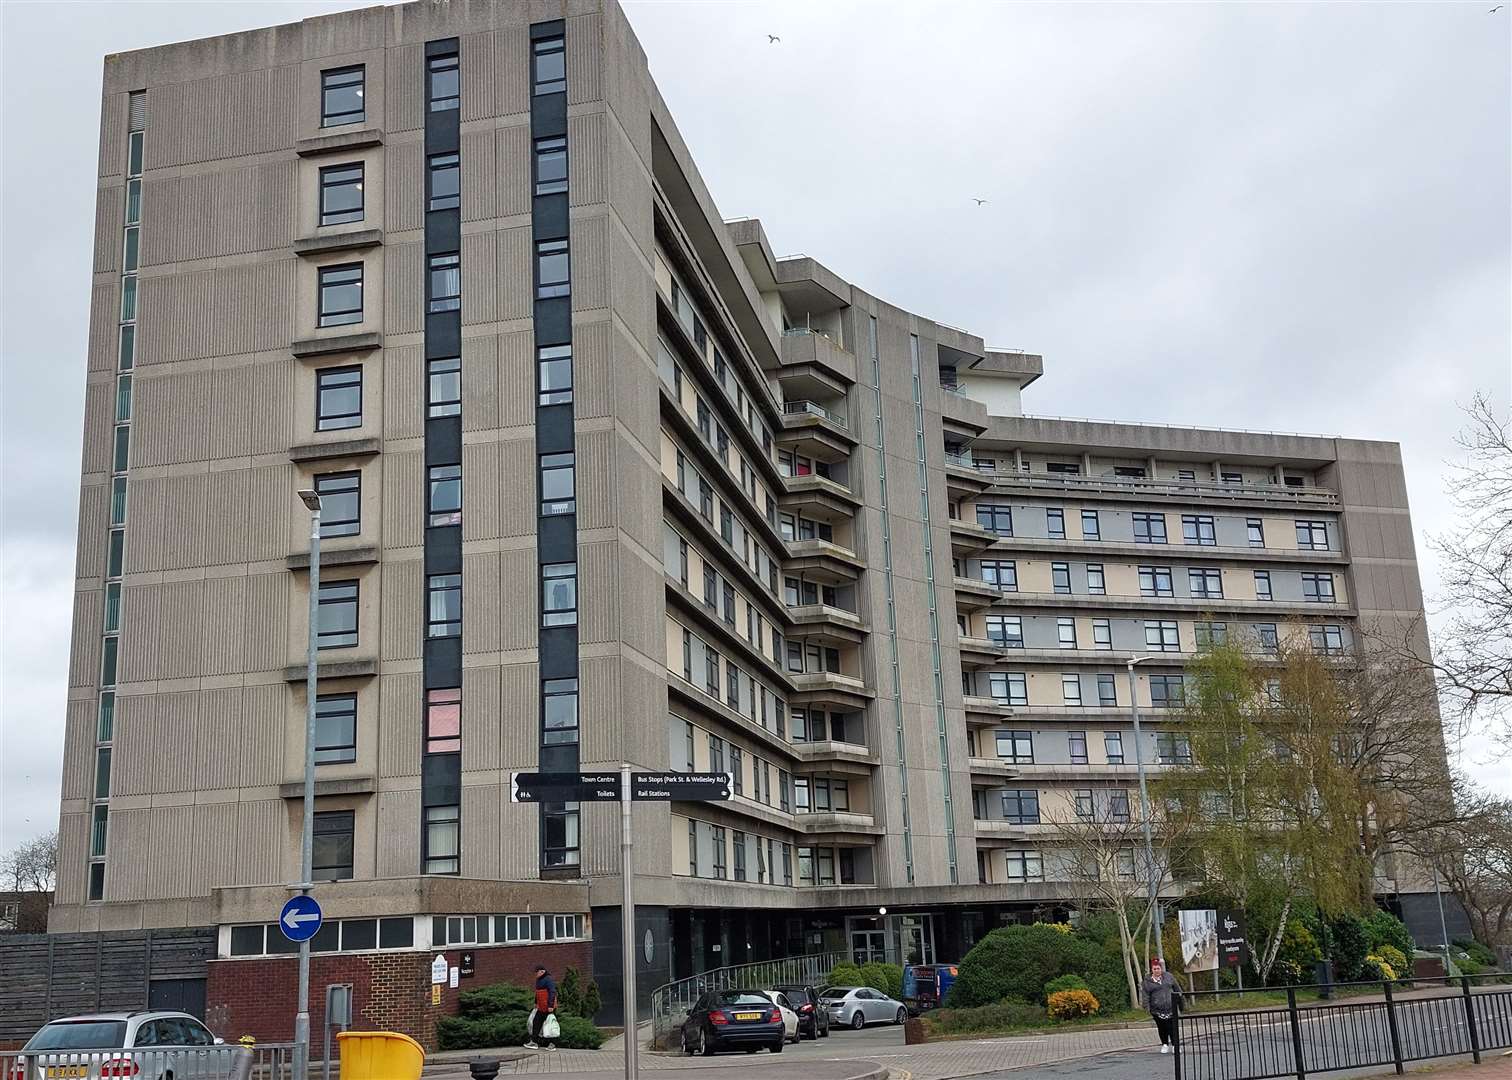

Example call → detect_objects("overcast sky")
2 1 1508 852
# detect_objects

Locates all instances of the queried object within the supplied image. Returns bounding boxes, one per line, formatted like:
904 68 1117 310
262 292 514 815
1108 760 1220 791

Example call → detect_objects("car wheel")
681 1028 693 1056
820 1022 830 1038
743 1047 757 1054
895 1007 907 1025
699 1026 715 1057
771 1039 784 1053
805 1020 817 1041
851 1011 865 1030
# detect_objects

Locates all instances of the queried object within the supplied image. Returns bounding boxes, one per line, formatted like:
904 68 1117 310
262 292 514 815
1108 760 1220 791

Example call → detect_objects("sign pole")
620 762 638 1080
294 492 322 1080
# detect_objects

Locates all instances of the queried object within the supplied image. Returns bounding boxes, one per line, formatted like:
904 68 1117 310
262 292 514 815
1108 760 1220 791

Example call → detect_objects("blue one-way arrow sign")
279 894 323 942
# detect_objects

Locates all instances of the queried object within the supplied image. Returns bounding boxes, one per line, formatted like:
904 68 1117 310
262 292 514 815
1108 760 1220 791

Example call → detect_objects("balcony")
779 402 856 459
974 820 1060 840
792 740 879 772
991 589 1355 618
794 810 883 839
788 671 874 710
779 327 855 389
784 538 864 581
786 604 867 642
968 756 1020 780
782 473 860 514
952 576 1003 611
974 535 1348 567
957 635 1005 669
949 517 998 556
964 466 1342 509
944 454 995 498
962 695 1016 724
939 382 990 436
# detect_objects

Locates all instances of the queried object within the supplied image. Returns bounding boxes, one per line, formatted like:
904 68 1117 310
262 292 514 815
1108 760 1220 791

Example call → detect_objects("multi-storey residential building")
43 0 1446 1041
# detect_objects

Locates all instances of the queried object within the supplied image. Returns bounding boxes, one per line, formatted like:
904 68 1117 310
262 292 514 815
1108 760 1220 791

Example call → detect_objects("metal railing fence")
649 951 842 1047
1175 975 1512 1080
1 1042 296 1080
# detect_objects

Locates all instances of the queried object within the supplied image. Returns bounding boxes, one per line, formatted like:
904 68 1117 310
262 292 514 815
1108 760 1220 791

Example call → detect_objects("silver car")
20 1011 225 1079
821 986 909 1029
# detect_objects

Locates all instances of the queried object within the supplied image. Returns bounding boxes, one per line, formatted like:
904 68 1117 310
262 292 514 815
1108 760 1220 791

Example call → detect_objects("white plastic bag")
542 1013 561 1039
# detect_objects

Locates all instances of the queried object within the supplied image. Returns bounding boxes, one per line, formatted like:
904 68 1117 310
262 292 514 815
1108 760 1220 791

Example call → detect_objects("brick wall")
206 941 591 1052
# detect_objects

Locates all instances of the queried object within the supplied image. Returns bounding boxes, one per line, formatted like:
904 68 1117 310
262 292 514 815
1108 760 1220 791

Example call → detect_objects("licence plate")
47 1069 88 1079
735 1012 762 1021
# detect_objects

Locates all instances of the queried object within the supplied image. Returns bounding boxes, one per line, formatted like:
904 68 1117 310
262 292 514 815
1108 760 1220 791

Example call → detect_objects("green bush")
1328 913 1370 982
825 962 867 989
1044 974 1090 997
435 1013 603 1051
1363 911 1415 960
457 982 534 1018
1455 939 1498 968
923 1000 1048 1035
859 962 904 1000
1374 944 1409 976
947 924 1128 1009
1361 954 1397 982
1267 921 1322 986
555 967 603 1020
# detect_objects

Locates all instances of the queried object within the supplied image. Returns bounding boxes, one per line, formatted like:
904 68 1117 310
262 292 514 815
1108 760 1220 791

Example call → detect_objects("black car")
680 989 787 1055
773 984 831 1039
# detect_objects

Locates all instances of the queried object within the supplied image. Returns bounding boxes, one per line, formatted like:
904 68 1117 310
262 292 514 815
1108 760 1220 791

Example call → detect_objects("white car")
20 1011 226 1079
761 990 801 1043
822 986 910 1029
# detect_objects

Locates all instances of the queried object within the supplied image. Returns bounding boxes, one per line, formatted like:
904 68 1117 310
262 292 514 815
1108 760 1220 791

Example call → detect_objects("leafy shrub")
1328 913 1370 982
1044 974 1090 997
1047 989 1100 1020
825 962 867 989
1363 911 1415 960
947 924 1127 1009
923 1000 1048 1035
859 962 904 1000
436 1013 602 1051
556 967 603 1020
457 982 534 1018
1374 945 1409 976
1267 920 1322 986
1035 922 1074 935
1361 954 1397 982
1455 939 1498 968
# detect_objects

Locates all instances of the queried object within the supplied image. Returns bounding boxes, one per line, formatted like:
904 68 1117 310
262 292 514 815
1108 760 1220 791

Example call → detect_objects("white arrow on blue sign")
279 894 323 942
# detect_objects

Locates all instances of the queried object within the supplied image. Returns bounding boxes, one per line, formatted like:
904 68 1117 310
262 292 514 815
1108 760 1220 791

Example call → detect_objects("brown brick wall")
206 941 591 1052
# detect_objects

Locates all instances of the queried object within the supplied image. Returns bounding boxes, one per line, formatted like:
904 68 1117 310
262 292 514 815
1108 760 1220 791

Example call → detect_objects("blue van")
902 963 959 1014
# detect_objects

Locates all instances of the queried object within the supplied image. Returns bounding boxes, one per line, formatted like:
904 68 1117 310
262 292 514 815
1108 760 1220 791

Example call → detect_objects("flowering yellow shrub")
1047 989 1100 1020
1033 921 1074 935
1363 954 1398 981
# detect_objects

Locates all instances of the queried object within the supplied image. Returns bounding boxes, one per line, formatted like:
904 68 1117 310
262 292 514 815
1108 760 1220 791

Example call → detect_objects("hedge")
947 924 1128 1009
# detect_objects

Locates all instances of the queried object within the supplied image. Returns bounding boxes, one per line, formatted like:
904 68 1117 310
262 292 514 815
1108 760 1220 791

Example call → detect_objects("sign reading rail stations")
510 771 622 803
630 771 732 802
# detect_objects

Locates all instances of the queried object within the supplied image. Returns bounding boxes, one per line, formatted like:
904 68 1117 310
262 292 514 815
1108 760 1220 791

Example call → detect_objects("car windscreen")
25 1021 129 1050
718 992 777 1006
821 987 855 1000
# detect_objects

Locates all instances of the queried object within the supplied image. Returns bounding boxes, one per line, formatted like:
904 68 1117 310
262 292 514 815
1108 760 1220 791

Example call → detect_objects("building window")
976 504 1013 535
1296 519 1330 551
1195 621 1229 647
722 583 736 626
1310 624 1345 655
427 153 460 211
1189 568 1223 599
317 580 359 648
1247 518 1265 547
733 831 747 881
989 671 1028 706
320 66 365 127
1068 731 1089 764
1133 512 1167 544
1255 623 1280 654
1097 673 1117 705
703 566 718 611
1182 515 1217 545
712 827 727 880
428 53 459 111
534 136 567 195
687 819 698 875
312 811 355 880
532 35 566 95
424 805 461 874
539 452 575 516
535 239 570 298
1062 673 1083 706
428 357 461 417
730 747 743 795
426 687 462 753
541 678 579 745
314 472 360 537
705 648 720 695
1092 618 1113 651
1139 565 1173 597
1081 510 1100 540
985 615 1023 648
314 693 358 764
314 366 364 432
996 729 1033 763
1254 570 1273 601
1150 674 1185 707
1104 731 1124 764
1005 849 1044 882
1051 562 1072 594
1057 617 1078 649
1086 564 1106 595
94 746 113 799
1074 789 1095 819
1002 789 1041 824
726 661 740 707
317 263 363 326
1116 847 1138 878
428 253 461 312
698 476 713 520
543 805 580 867
319 163 364 225
1302 572 1335 603
427 573 462 637
982 560 1017 591
541 563 578 626
538 344 572 405
1046 508 1066 539
1157 733 1193 765
1145 620 1180 652
427 464 462 526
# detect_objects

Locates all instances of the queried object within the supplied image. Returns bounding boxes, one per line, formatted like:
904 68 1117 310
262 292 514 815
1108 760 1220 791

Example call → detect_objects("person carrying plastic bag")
524 965 559 1051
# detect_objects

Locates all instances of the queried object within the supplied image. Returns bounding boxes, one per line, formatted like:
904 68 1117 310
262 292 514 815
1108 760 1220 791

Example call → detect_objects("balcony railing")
783 399 848 429
950 466 1340 506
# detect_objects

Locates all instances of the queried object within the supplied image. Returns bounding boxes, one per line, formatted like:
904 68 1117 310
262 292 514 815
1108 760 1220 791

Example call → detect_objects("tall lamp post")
294 488 322 1080
1126 655 1163 954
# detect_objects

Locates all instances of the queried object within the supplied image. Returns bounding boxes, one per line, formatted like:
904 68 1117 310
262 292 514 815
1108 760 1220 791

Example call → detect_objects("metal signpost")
511 769 732 1080
293 489 323 1080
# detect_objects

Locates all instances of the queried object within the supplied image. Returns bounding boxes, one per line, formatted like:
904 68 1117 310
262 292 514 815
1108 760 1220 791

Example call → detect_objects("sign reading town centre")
509 771 732 803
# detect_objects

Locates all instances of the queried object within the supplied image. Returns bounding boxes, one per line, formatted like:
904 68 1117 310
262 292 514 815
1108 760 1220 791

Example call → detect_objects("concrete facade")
54 0 1448 1033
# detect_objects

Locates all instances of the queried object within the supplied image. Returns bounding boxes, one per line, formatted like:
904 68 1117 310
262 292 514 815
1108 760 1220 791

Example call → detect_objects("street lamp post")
1126 656 1163 953
294 488 322 1080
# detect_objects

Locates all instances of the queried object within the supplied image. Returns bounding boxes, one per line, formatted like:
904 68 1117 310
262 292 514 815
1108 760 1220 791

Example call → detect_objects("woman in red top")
525 966 558 1050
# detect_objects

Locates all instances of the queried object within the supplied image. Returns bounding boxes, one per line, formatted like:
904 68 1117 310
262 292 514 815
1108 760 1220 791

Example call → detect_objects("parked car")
822 985 909 1029
773 983 831 1039
680 990 786 1055
20 1012 224 1079
759 990 800 1043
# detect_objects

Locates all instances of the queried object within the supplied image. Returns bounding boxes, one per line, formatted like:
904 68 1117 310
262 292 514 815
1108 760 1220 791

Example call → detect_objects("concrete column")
1081 451 1093 476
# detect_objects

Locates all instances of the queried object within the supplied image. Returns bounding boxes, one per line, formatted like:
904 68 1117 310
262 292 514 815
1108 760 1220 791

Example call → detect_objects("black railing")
1175 975 1512 1080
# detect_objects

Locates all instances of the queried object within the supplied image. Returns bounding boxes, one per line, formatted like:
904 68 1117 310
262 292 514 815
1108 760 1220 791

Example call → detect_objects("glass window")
107 529 124 578
118 325 135 371
319 163 364 226
1145 620 1180 652
540 452 575 516
94 746 113 799
1093 618 1112 650
428 357 461 417
542 562 578 626
122 227 139 272
1081 510 1100 540
996 729 1033 763
1150 674 1185 707
113 425 129 473
428 253 461 312
536 239 570 298
427 464 462 526
533 36 566 95
543 678 578 745
1247 518 1265 547
1046 508 1066 539
1182 515 1217 545
318 264 363 326
1254 570 1273 601
427 573 462 638
1189 568 1223 598
1133 512 1167 544
1052 562 1072 594
321 66 365 127
120 275 137 321
312 811 355 880
1068 731 1088 765
426 687 461 753
535 136 568 195
1195 621 1229 647
1002 789 1040 824
1296 519 1330 551
1062 673 1083 705
1310 624 1345 655
315 471 361 537
1086 563 1105 594
1104 731 1124 764
424 804 460 874
115 374 133 422
981 560 1017 591
544 805 580 867
428 153 460 211
985 615 1023 648
976 504 1013 535
1156 732 1192 765
1005 849 1044 882
428 53 459 111
103 583 121 634
1075 789 1095 819
1097 673 1117 705
1057 617 1077 649
314 694 357 765
124 178 141 226
1255 622 1279 653
317 580 359 648
538 344 572 405
1139 565 1173 597
1302 572 1335 603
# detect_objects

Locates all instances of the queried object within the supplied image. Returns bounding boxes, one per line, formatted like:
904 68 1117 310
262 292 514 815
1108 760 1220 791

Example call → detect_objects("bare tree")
1413 785 1512 946
0 831 57 894
1422 394 1512 751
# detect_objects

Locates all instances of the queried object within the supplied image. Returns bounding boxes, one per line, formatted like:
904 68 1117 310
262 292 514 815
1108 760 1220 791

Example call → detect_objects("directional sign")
510 771 622 803
631 772 733 802
279 894 323 943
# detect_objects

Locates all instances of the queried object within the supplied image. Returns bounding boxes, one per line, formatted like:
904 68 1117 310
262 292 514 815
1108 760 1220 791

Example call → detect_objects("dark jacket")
534 971 558 1011
1142 971 1182 1018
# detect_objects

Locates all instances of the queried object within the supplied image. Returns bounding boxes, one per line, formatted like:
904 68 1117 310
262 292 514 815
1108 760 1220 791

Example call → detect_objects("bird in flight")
972 198 989 206
768 34 781 43
1492 5 1504 11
